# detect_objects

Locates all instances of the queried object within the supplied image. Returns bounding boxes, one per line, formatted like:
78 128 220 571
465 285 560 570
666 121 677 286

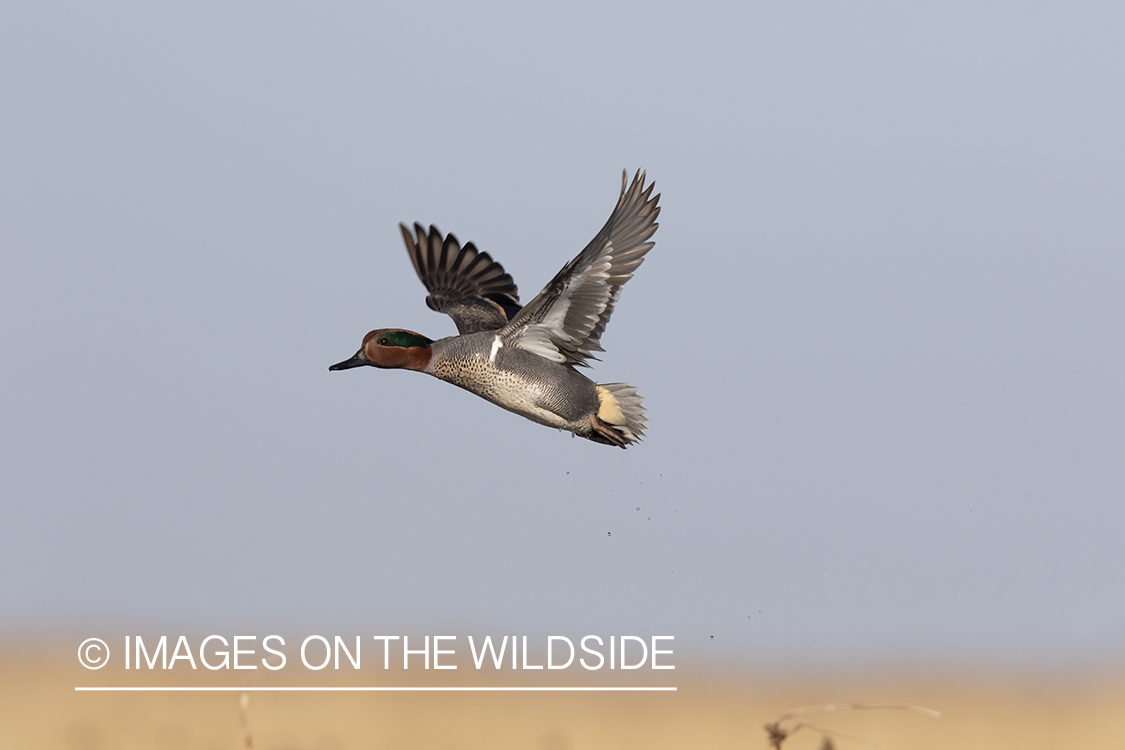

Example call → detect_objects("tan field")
4 648 1123 750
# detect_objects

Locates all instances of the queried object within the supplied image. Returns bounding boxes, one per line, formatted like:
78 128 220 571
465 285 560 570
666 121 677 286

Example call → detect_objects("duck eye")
378 337 390 346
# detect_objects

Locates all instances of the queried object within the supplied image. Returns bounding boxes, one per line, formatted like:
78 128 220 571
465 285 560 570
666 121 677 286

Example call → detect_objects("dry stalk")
764 702 940 749
238 691 253 749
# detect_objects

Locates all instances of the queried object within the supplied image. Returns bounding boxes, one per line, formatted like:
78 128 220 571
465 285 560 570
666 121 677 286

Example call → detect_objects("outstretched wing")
499 170 659 367
400 223 522 334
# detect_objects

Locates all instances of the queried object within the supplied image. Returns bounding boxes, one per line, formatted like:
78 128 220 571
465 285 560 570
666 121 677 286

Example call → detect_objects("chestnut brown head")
329 329 433 372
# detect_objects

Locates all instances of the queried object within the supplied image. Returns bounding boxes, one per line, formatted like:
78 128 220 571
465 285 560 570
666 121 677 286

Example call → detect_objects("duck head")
329 329 433 372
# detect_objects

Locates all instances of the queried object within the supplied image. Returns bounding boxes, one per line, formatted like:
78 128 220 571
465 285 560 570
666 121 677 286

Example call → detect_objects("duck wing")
500 171 659 367
400 223 522 334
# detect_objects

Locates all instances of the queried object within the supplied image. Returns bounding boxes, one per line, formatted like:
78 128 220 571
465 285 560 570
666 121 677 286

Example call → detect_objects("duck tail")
593 383 648 447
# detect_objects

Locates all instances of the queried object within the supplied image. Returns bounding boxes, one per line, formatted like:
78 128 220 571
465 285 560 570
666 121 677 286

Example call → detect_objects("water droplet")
636 506 640 511
607 531 612 537
709 635 714 640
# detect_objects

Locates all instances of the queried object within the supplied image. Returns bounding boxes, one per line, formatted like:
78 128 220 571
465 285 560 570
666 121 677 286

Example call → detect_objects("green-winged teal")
330 170 659 447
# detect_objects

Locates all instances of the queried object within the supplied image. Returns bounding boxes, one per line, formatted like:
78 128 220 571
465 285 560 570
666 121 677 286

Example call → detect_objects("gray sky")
2 2 1123 672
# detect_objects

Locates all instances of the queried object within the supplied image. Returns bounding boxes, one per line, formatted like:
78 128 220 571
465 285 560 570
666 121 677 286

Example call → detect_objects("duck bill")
329 350 369 371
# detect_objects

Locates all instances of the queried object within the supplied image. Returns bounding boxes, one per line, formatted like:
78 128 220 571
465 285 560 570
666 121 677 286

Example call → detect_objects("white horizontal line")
75 686 676 692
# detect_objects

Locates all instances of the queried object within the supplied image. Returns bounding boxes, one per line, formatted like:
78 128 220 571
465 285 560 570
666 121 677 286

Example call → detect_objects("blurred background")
2 2 1123 747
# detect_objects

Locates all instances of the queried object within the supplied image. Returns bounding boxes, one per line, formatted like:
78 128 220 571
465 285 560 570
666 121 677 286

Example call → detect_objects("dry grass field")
3 648 1123 750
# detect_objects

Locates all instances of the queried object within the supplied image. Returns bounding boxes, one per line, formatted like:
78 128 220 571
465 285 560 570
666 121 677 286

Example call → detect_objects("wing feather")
401 223 522 334
500 171 660 366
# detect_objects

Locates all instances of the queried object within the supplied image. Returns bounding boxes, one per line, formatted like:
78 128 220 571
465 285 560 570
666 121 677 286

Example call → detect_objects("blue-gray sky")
2 2 1123 671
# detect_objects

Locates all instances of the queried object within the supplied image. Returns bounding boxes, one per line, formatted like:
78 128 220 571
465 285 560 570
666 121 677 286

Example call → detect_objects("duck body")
428 331 602 434
331 171 659 447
